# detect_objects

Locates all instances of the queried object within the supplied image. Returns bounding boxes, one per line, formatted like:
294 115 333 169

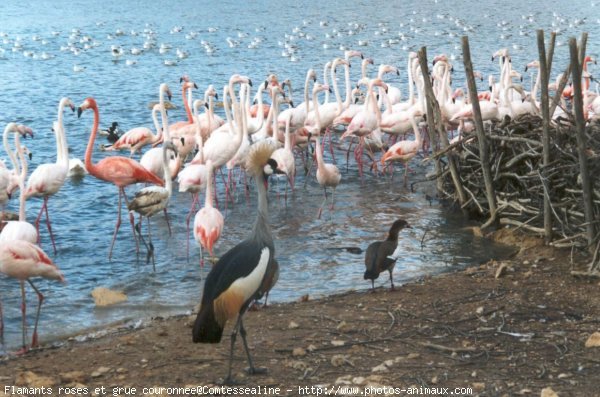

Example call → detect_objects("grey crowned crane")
192 140 282 384
364 219 411 291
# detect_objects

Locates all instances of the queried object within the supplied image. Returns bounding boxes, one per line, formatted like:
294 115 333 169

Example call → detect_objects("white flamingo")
24 98 74 254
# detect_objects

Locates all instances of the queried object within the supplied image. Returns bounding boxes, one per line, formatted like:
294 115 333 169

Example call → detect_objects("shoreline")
1 228 599 396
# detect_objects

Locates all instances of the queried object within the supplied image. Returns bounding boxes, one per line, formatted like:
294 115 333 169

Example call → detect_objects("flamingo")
1 124 32 216
195 85 224 139
277 69 317 132
77 97 164 260
310 83 341 219
104 103 165 156
203 75 253 204
1 125 37 244
128 141 177 270
332 57 373 127
381 111 423 187
340 78 388 176
177 99 210 260
271 111 296 198
140 83 182 181
0 239 64 352
24 98 74 254
193 159 224 267
170 80 199 159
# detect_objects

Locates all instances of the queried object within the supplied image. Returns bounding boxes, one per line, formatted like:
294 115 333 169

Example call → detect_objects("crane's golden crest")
245 141 278 177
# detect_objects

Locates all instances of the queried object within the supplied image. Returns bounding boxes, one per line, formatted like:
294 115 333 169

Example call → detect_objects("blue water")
0 0 596 350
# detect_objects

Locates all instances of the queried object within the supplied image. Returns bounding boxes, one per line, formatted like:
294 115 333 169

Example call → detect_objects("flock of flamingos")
0 46 598 355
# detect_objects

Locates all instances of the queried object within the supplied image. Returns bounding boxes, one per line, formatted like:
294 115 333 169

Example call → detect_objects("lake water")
0 0 596 351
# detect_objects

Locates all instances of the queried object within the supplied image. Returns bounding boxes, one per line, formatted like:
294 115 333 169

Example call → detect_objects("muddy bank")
0 229 599 397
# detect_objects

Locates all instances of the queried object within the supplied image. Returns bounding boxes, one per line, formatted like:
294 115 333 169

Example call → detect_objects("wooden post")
537 29 552 243
569 36 596 249
417 47 466 204
461 36 497 225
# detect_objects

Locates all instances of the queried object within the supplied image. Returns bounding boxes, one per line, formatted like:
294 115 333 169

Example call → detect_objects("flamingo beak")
167 90 173 101
263 80 268 90
248 78 253 87
215 93 219 100
77 107 83 118
193 83 198 89
289 100 295 108
69 104 75 112
28 152 33 160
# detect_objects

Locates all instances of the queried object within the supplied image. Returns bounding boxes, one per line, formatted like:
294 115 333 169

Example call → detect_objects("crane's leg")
223 315 241 385
43 197 57 255
122 189 139 255
134 222 153 270
27 280 44 348
240 316 267 375
147 217 156 272
389 269 395 291
163 208 172 237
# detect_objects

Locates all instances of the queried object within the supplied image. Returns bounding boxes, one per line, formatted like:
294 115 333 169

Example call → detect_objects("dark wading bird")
192 141 282 384
364 219 411 291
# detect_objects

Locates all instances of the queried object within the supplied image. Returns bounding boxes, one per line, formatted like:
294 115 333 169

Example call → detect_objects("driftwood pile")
439 114 600 251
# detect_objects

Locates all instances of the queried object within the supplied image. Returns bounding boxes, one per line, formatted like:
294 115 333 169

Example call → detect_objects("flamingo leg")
317 187 328 219
345 136 355 172
27 279 44 348
134 221 154 271
109 189 123 260
43 197 57 255
403 163 409 187
34 203 44 246
19 281 28 353
186 193 199 263
325 127 336 164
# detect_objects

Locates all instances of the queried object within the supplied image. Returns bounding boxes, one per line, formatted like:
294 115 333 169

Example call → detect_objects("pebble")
585 332 600 348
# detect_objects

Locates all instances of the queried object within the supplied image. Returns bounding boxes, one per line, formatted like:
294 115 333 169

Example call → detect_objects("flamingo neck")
361 61 369 80
323 64 330 104
159 86 170 142
330 63 343 113
253 85 265 132
182 86 193 124
284 115 292 151
314 134 324 169
303 72 312 113
205 160 214 208
15 134 27 221
407 58 415 105
343 63 352 108
3 125 19 175
84 103 100 176
312 88 323 133
151 107 163 144
56 99 69 169
223 86 233 129
411 116 422 147
162 145 172 197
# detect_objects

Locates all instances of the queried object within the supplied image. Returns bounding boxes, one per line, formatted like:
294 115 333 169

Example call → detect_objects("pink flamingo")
1 126 37 244
170 79 199 159
340 78 387 176
77 98 164 260
24 98 74 254
0 239 64 352
105 103 166 157
1 123 33 221
381 111 423 187
177 99 209 260
193 159 224 267
309 83 341 219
